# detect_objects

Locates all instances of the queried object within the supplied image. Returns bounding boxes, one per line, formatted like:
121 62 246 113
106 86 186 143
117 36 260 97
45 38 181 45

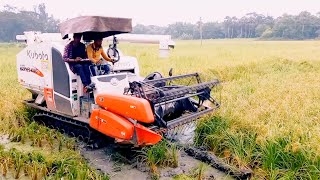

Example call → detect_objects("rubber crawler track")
32 110 112 149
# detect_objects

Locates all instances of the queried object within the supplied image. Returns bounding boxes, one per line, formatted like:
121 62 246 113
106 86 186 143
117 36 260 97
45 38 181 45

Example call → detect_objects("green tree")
0 3 59 42
202 22 224 39
165 22 195 39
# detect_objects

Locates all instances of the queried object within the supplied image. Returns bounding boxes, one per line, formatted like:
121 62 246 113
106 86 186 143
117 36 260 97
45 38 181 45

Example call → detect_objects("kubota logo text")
27 50 49 60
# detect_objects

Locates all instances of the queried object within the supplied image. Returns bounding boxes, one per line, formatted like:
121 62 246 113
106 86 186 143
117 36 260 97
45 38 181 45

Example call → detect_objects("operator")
86 36 115 76
63 33 92 92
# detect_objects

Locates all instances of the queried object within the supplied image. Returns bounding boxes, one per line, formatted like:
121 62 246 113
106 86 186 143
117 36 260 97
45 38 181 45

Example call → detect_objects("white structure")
16 36 142 116
106 34 175 58
16 32 175 58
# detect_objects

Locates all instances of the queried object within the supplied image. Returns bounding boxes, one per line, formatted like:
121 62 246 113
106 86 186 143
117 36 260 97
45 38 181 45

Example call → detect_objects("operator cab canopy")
59 16 133 41
53 16 134 94
58 16 134 76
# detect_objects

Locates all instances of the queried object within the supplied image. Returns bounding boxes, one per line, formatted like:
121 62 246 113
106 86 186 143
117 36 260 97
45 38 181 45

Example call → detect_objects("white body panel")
105 34 175 46
16 39 143 117
16 32 175 58
16 42 83 116
112 56 140 76
92 73 130 96
17 42 53 92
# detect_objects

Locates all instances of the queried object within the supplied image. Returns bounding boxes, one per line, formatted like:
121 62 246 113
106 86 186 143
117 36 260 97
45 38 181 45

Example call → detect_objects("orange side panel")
96 93 155 124
135 124 162 146
44 88 55 110
89 109 134 140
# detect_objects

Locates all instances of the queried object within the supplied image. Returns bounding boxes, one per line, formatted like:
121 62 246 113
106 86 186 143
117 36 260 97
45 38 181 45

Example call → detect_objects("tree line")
1 4 320 41
133 12 320 40
0 4 59 42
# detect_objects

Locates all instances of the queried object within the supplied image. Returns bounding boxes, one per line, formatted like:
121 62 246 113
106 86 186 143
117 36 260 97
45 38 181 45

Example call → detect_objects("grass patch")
0 147 109 179
139 140 179 179
191 41 320 178
196 117 320 179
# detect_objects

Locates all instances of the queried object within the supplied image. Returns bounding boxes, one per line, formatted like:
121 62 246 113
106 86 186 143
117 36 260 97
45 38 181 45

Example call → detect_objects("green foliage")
0 4 59 42
261 138 320 179
195 116 229 152
0 146 109 179
133 11 320 40
139 140 179 178
141 140 179 168
272 12 319 39
197 119 320 179
260 28 273 39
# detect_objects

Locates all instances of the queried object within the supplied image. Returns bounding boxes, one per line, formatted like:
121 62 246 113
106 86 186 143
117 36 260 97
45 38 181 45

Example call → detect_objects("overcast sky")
1 0 320 25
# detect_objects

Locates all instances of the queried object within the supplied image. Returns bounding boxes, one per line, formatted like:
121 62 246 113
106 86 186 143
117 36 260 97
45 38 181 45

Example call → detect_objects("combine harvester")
16 16 220 147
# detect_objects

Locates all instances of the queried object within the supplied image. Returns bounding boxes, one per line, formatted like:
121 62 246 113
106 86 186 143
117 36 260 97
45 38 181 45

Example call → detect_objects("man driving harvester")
63 33 92 92
87 36 115 76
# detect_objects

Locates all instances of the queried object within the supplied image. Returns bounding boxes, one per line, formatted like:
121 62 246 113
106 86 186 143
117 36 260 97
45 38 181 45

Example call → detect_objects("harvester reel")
126 72 220 143
144 72 165 87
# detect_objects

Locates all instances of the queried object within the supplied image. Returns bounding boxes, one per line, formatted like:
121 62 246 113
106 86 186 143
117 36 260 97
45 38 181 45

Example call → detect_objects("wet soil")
80 145 234 180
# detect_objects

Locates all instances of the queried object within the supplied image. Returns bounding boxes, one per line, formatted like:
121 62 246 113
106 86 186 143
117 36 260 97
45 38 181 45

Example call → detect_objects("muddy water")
80 146 234 180
0 135 51 154
0 135 38 180
80 147 148 180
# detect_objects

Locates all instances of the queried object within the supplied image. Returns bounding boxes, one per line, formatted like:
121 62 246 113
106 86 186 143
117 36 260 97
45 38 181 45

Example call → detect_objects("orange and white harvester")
16 16 220 147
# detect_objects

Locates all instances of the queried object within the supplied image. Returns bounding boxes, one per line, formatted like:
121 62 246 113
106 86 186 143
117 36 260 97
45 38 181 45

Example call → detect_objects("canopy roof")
59 16 132 40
